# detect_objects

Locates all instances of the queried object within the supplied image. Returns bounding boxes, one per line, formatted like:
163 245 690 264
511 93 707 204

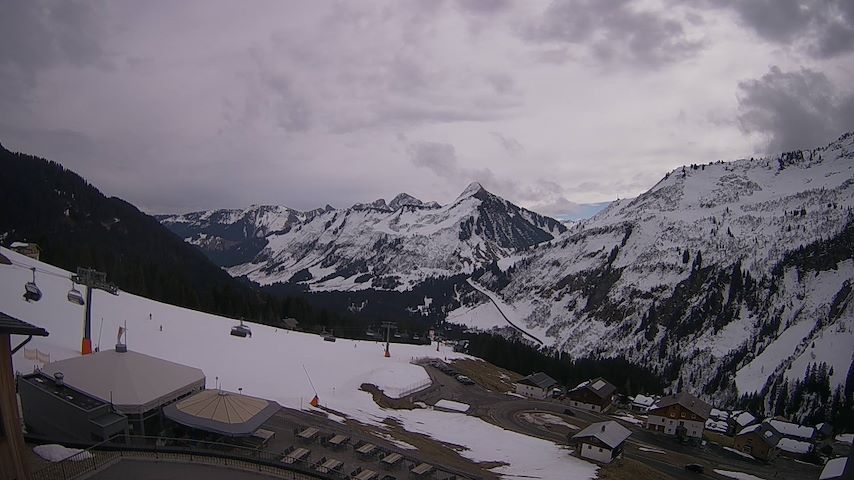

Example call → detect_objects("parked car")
455 375 475 385
684 464 704 474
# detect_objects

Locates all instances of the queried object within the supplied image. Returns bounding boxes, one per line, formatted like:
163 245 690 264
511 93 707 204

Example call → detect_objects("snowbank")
33 444 93 462
714 470 767 480
434 399 470 412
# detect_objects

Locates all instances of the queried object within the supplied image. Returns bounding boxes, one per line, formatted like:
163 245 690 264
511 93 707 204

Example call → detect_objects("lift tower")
72 267 118 354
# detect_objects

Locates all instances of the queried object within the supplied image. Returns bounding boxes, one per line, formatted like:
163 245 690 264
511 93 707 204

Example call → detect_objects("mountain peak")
457 182 487 200
389 193 423 209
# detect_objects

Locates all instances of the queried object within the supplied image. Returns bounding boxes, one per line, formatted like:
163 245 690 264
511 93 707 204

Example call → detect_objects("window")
587 445 592 449
681 412 686 418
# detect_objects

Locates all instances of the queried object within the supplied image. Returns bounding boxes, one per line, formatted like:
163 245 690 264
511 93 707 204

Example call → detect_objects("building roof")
517 372 557 390
569 377 617 399
0 311 49 337
766 419 815 440
164 389 281 437
22 372 108 412
820 457 849 480
573 421 632 449
732 410 756 426
777 438 812 454
630 394 657 408
651 391 712 419
42 349 205 414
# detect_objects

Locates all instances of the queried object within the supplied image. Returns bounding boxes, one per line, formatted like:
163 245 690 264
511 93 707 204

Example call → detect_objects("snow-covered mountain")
159 183 566 291
456 132 854 414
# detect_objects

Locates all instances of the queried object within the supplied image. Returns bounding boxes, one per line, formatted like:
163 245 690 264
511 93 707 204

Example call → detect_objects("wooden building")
644 391 711 440
733 423 781 461
566 377 617 412
1 311 49 480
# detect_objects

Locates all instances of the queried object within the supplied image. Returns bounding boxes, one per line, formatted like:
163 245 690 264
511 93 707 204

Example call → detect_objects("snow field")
1 248 597 480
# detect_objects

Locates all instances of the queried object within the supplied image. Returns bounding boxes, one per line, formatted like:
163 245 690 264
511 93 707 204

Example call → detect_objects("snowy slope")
159 183 566 291
452 132 854 408
1 247 595 480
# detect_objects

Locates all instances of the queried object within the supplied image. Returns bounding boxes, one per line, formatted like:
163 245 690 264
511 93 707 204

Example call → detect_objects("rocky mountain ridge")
159 182 567 291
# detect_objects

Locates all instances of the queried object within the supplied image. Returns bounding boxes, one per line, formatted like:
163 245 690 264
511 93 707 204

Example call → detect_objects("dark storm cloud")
526 0 702 67
737 66 854 153
709 0 854 58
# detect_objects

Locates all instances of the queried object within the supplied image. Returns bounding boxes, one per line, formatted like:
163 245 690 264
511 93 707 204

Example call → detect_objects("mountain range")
160 132 854 422
158 182 566 291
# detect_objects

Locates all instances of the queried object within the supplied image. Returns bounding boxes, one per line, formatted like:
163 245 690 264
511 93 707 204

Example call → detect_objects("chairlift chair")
67 281 85 305
23 268 42 302
230 319 252 338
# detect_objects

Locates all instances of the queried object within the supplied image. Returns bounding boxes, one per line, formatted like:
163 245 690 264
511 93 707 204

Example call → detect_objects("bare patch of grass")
450 359 522 392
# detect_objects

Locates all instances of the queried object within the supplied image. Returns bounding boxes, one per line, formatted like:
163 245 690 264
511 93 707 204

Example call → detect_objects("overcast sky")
3 0 853 216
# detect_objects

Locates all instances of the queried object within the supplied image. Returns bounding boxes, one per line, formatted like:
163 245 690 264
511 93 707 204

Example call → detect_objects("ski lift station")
19 348 205 440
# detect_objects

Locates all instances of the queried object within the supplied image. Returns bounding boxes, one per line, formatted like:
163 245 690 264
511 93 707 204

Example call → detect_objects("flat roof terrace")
21 373 107 412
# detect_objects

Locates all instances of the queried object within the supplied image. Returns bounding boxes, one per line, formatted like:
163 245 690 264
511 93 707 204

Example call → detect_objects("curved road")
466 279 544 345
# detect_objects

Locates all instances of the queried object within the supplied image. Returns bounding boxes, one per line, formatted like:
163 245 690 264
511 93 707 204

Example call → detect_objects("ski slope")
1 247 596 480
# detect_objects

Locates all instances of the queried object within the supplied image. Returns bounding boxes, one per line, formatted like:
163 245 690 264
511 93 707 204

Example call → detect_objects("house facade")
514 372 557 400
571 421 632 464
645 391 711 439
566 377 616 412
733 423 781 461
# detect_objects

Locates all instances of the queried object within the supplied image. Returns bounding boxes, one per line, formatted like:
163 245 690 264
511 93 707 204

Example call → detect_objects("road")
466 279 544 345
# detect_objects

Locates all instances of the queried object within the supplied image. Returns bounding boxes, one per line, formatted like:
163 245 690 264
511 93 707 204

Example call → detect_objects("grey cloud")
0 0 108 107
456 0 511 15
407 141 513 194
408 142 459 175
526 0 702 67
737 66 854 153
490 132 523 155
709 0 854 58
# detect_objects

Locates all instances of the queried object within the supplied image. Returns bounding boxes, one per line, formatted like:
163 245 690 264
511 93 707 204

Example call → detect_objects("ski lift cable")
302 364 318 396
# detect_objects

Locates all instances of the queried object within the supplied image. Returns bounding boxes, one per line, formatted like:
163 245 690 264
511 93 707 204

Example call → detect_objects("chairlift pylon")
23 267 42 302
67 280 85 305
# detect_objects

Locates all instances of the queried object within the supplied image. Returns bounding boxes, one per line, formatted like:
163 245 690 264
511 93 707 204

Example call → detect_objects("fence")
382 378 432 399
23 347 50 364
30 435 342 480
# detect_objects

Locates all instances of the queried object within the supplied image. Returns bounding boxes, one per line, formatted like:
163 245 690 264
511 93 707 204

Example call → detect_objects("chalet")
766 419 815 442
729 410 757 433
733 423 781 461
566 377 617 412
9 242 40 260
629 394 657 413
644 391 711 440
514 372 557 400
571 421 632 464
